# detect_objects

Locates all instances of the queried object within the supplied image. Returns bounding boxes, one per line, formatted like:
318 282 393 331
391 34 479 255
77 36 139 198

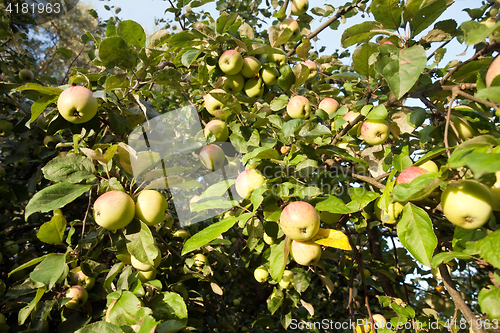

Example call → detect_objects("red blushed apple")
235 169 265 199
280 201 320 241
57 86 98 124
199 145 225 171
282 18 300 40
343 111 361 135
65 285 88 309
93 191 135 230
291 239 321 266
318 98 339 116
486 56 500 87
301 60 317 80
380 40 395 46
396 166 429 184
286 95 310 119
360 119 389 145
218 50 244 75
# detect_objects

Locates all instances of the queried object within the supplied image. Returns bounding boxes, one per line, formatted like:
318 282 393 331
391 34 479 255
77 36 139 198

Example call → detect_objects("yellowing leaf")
313 228 352 251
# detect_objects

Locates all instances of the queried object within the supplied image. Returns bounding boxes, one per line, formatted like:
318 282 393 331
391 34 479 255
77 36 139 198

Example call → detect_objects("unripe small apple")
0 120 13 137
263 233 275 245
490 171 500 211
291 239 321 266
135 190 167 226
193 253 207 267
204 119 229 142
450 115 475 140
235 169 265 200
68 267 95 290
374 197 404 224
19 68 34 81
319 211 341 224
261 65 279 86
280 201 320 241
65 285 88 309
4 241 19 255
199 144 226 171
282 269 293 282
360 119 389 145
268 53 287 66
203 89 232 120
281 18 300 40
57 86 98 124
14 157 29 170
244 78 264 98
318 98 339 116
286 95 310 119
241 56 262 78
93 191 135 230
291 0 308 15
173 230 190 239
280 146 291 154
218 50 244 75
380 40 395 46
138 269 157 282
254 267 269 283
233 298 242 306
396 166 428 184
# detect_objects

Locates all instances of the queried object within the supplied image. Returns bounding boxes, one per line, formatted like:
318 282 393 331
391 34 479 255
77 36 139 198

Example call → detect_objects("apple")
173 230 190 239
441 180 493 229
319 211 341 224
280 201 320 241
490 171 500 211
343 111 362 135
0 166 5 178
199 144 226 171
235 169 265 200
218 50 244 75
418 160 439 173
204 119 229 142
138 269 157 282
193 253 207 267
19 68 34 81
241 56 262 78
222 74 245 94
0 120 13 137
290 239 321 266
244 78 264 98
43 135 62 149
450 115 475 140
233 298 242 306
318 98 339 116
0 279 5 296
203 89 232 120
135 190 167 226
356 314 387 332
254 266 269 283
261 64 279 86
68 267 95 290
486 56 500 87
268 53 287 66
93 190 135 230
280 145 291 154
14 157 28 170
131 246 161 271
291 0 308 15
319 62 333 74
396 166 429 184
282 269 293 282
360 119 390 145
380 40 395 46
165 212 174 228
259 106 273 116
301 60 317 80
4 241 18 255
57 86 98 124
64 285 88 309
374 197 404 224
263 232 275 245
279 278 292 289
286 95 310 119
282 18 300 40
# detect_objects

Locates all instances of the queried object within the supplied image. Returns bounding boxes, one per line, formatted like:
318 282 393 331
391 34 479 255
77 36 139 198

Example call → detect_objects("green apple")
235 169 265 200
14 157 28 170
319 211 341 224
222 74 245 94
93 190 135 230
254 266 269 283
291 239 321 266
193 253 207 267
64 285 88 309
286 95 310 119
172 230 190 239
57 86 98 124
218 50 244 75
486 56 500 87
241 56 262 78
374 197 404 224
131 247 161 271
203 89 232 120
342 111 361 135
138 269 157 282
490 171 500 211
441 180 493 229
291 0 308 15
282 269 293 282
282 18 300 40
263 232 275 245
199 144 225 171
356 315 387 332
164 212 174 228
244 78 264 98
43 135 62 149
279 278 292 289
268 53 287 66
204 119 229 142
396 166 429 184
261 65 279 86
68 267 95 290
318 98 339 116
360 119 389 145
135 190 167 226
0 166 5 179
418 160 439 173
4 241 19 255
280 201 320 241
301 60 317 80
233 298 242 306
19 68 34 81
450 115 475 140
0 120 13 137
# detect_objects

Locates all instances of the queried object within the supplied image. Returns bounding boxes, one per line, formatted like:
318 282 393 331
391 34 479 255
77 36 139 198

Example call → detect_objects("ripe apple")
318 98 339 116
441 180 493 229
138 269 157 282
343 111 361 135
268 53 287 66
301 60 317 80
0 120 13 137
131 246 161 271
93 190 135 230
291 239 321 266
241 56 262 78
244 78 264 98
218 50 244 75
490 171 500 211
282 18 300 40
486 56 500 87
360 119 390 145
0 166 5 179
261 65 280 86
286 95 310 119
64 285 88 309
19 69 34 81
135 190 167 226
291 0 308 15
396 166 429 184
43 135 62 149
68 267 95 290
199 144 226 171
222 74 245 94
204 119 229 142
380 40 395 46
193 253 207 267
254 266 269 283
319 211 341 224
203 89 233 120
235 169 265 200
57 86 98 124
450 115 475 140
418 160 439 173
374 197 404 224
280 201 320 241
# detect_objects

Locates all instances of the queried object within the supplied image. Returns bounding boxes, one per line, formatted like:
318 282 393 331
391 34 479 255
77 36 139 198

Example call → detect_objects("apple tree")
1 0 500 332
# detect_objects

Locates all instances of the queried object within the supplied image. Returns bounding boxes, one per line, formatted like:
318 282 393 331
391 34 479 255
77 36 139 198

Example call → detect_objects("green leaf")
180 48 201 68
391 302 415 318
75 322 123 333
478 286 500 321
25 183 92 220
371 0 403 30
14 83 63 95
476 87 500 104
216 13 238 34
269 240 287 282
397 203 437 267
392 173 442 202
151 292 188 332
106 291 153 326
283 119 303 138
278 65 295 92
8 256 46 277
341 21 385 48
375 45 427 99
18 287 46 325
117 20 146 48
270 94 289 111
352 42 380 77
168 30 205 48
430 251 472 268
267 289 284 315
37 213 66 245
104 262 125 293
269 24 294 47
30 254 68 289
181 216 239 255
461 20 500 46
242 147 280 164
42 154 96 183
367 104 388 120
464 153 500 179
125 221 159 267
30 95 58 124
409 0 453 37
104 74 129 91
292 63 311 89
99 37 137 69
475 230 500 269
